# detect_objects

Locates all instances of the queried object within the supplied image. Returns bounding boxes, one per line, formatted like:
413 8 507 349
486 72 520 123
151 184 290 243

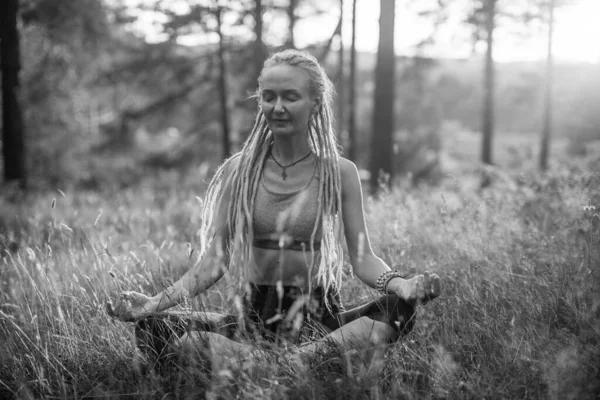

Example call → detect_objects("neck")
271 133 311 164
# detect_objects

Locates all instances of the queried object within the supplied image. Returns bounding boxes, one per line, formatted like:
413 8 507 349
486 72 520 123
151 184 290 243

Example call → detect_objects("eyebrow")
261 89 301 95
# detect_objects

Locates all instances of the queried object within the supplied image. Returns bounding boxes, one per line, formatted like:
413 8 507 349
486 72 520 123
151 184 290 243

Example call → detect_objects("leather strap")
252 238 321 251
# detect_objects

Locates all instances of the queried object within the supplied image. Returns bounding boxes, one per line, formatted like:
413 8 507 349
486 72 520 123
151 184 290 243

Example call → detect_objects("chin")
270 127 296 136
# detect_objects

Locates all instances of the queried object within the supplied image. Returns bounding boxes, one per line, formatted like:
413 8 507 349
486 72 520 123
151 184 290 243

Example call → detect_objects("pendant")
282 168 287 180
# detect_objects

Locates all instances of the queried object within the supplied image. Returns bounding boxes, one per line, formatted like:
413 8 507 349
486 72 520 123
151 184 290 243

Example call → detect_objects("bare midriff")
249 245 321 289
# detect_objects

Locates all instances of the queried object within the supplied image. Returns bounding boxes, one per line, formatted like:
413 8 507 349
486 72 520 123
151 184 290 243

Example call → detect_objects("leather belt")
252 238 321 251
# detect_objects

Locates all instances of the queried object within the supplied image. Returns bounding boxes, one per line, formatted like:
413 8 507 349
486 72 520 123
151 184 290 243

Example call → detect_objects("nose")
273 97 285 114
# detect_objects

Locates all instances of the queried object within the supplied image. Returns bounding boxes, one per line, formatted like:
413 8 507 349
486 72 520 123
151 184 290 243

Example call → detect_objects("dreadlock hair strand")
197 49 345 310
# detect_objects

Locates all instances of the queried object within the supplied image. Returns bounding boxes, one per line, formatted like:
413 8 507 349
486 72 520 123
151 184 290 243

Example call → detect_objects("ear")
312 98 321 113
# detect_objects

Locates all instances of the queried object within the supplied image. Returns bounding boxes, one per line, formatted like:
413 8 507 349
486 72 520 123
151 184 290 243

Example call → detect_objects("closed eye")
262 92 275 102
261 90 301 103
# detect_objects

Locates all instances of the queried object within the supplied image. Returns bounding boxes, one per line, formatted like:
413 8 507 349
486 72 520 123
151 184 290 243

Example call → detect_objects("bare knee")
175 332 211 356
176 332 196 348
356 317 397 346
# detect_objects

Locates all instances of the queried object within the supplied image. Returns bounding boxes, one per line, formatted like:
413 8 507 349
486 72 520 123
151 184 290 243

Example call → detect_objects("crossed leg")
173 315 397 382
136 273 440 377
136 294 412 381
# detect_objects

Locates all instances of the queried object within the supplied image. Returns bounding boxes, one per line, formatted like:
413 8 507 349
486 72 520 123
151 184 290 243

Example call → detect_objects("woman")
108 49 441 371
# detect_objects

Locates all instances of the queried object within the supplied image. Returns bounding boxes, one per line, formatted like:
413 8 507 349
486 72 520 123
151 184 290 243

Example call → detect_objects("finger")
431 275 442 297
416 275 425 305
423 271 431 287
422 271 433 298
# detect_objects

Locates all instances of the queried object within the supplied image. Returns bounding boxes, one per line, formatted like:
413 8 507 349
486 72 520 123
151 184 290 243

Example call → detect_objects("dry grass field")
1 153 599 399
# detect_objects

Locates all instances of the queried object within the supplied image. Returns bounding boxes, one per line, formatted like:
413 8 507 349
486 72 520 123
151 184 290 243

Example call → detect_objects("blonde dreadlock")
199 49 345 308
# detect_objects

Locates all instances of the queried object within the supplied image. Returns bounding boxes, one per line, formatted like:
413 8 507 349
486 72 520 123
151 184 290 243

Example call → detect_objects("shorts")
242 284 343 343
134 284 416 363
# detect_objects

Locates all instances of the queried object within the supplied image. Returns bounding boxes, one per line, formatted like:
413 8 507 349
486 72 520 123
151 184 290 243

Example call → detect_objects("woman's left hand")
106 291 156 322
388 271 442 305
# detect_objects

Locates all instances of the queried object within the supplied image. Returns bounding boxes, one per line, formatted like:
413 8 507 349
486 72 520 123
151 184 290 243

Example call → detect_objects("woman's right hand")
106 291 155 322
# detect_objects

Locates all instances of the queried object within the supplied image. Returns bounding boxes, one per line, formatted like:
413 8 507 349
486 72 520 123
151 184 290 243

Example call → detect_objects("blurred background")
1 3 600 398
1 0 599 192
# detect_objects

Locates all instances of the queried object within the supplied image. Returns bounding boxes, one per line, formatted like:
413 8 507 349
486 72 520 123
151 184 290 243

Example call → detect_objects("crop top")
252 165 322 251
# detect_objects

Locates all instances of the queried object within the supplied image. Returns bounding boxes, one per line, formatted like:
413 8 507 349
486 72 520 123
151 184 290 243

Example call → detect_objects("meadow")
0 152 599 399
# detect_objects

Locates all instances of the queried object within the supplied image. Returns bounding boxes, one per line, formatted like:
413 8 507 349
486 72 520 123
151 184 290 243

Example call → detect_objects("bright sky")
129 0 600 63
295 0 600 63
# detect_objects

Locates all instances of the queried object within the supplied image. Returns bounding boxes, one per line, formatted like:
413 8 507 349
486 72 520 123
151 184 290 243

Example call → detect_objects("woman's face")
260 64 317 137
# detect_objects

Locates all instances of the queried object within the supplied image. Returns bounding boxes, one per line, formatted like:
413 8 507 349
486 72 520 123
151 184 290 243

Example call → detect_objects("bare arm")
340 158 440 302
108 158 238 320
339 158 395 287
148 160 238 313
148 223 230 313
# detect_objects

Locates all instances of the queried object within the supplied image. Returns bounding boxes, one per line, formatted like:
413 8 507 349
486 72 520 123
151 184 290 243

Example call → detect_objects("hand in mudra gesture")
106 291 154 322
393 271 442 306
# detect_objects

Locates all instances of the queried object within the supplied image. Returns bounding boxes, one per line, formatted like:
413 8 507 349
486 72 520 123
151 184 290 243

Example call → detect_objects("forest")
1 0 599 399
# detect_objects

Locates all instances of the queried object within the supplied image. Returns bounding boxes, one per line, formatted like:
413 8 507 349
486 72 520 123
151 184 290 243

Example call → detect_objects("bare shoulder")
338 157 362 195
339 157 359 179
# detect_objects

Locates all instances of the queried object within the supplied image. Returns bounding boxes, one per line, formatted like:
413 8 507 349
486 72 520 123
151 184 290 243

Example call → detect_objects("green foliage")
17 0 112 185
10 0 600 188
1 156 598 398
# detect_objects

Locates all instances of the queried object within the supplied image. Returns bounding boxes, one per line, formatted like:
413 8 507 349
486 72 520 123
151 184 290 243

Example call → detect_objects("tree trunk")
286 0 297 49
0 0 26 187
216 8 231 159
540 0 555 171
348 0 358 162
253 0 266 82
337 0 345 137
369 0 395 193
481 0 495 165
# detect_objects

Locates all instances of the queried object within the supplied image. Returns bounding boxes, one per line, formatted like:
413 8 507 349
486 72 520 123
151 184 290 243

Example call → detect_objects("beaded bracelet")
375 270 405 294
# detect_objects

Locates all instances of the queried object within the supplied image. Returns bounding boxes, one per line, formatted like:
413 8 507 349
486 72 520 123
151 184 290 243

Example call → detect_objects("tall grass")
1 159 598 399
